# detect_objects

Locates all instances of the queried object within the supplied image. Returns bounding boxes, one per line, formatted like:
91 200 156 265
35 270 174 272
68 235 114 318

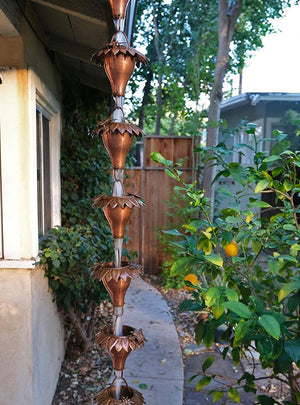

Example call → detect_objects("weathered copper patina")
96 384 145 405
93 119 144 169
92 195 144 239
92 261 142 307
108 0 130 18
91 39 148 96
96 325 145 370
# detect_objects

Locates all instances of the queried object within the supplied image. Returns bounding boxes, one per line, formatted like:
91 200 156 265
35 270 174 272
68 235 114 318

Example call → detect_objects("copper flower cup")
96 384 145 404
93 119 144 169
92 195 145 239
96 325 145 371
92 261 143 307
91 37 148 97
108 0 130 18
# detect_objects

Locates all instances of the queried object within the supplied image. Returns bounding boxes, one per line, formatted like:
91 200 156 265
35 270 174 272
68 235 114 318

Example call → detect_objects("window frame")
36 91 58 238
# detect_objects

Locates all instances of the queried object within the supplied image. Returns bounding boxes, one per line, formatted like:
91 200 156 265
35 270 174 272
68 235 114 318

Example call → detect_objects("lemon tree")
151 126 300 404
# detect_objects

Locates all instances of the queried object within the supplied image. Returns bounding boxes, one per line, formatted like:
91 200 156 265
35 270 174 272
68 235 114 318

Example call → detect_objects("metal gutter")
220 93 249 110
124 0 137 45
221 92 300 111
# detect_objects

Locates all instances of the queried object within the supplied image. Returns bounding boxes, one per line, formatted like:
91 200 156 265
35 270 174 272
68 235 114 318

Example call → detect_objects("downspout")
124 0 138 44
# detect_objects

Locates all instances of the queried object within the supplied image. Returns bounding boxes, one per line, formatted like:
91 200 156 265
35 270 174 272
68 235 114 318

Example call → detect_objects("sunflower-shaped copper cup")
96 383 145 405
92 261 143 307
96 325 145 371
91 34 148 97
93 116 144 170
93 195 144 239
108 0 130 18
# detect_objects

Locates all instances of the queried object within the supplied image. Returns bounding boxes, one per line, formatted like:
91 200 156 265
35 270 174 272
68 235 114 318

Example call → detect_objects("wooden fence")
125 136 199 274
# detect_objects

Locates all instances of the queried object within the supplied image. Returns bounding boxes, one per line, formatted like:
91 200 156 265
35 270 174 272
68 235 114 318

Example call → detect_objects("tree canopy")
130 0 298 139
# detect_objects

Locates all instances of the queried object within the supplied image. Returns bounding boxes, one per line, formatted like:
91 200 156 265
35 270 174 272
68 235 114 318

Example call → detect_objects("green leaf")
203 323 215 349
212 391 224 402
212 302 224 320
250 200 271 208
138 383 148 390
284 339 300 363
258 315 281 340
218 187 234 197
290 244 300 257
195 322 205 346
196 376 211 391
223 301 253 319
272 166 284 177
283 224 297 231
257 394 276 404
205 287 223 307
150 152 167 165
205 253 223 268
179 300 203 312
225 288 239 302
170 257 192 275
252 240 261 255
162 229 183 236
228 387 241 402
263 155 281 163
278 281 300 302
234 320 248 345
255 179 270 193
283 180 293 191
188 374 199 384
165 168 179 180
53 259 60 268
231 348 240 364
228 163 248 185
202 355 215 373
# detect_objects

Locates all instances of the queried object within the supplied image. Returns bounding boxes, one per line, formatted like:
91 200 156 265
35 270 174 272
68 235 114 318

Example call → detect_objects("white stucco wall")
0 268 65 405
0 23 64 404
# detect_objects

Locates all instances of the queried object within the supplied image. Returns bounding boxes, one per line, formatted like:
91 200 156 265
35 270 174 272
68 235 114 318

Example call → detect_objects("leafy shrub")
152 126 300 404
38 82 114 347
157 188 198 289
39 225 107 310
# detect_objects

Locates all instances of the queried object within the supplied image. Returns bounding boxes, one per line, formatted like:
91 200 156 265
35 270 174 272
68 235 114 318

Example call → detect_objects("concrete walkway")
122 277 184 405
119 277 257 405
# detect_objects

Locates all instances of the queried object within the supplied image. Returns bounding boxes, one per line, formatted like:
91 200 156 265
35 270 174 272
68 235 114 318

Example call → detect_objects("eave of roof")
0 0 138 92
221 92 300 112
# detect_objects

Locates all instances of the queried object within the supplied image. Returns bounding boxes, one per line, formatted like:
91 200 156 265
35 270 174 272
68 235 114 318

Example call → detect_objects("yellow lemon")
184 273 198 291
224 241 238 257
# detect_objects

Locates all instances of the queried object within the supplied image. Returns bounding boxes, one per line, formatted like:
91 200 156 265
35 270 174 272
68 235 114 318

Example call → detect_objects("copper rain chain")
90 1 148 403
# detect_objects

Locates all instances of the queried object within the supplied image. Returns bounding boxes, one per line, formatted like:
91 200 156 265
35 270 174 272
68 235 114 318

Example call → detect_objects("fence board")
125 136 198 274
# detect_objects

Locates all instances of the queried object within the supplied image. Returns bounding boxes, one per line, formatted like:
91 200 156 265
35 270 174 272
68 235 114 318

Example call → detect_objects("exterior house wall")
0 10 64 405
217 94 300 213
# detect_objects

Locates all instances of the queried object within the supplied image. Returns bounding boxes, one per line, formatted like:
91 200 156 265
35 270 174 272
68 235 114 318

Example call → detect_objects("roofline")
221 92 300 111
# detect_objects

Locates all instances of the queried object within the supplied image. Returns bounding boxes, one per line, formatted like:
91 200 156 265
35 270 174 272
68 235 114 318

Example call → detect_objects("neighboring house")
216 92 300 210
0 1 136 404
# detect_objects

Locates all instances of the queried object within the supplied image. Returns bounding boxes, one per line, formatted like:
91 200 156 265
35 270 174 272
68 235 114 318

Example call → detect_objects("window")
36 108 51 237
130 140 144 168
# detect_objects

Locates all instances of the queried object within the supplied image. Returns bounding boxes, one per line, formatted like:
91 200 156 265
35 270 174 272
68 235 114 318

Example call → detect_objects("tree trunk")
202 0 243 217
168 112 177 136
67 307 92 351
155 74 163 135
150 0 164 136
138 69 153 129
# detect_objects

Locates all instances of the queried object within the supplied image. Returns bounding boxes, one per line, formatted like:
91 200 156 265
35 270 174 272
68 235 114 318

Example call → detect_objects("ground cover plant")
152 125 300 404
